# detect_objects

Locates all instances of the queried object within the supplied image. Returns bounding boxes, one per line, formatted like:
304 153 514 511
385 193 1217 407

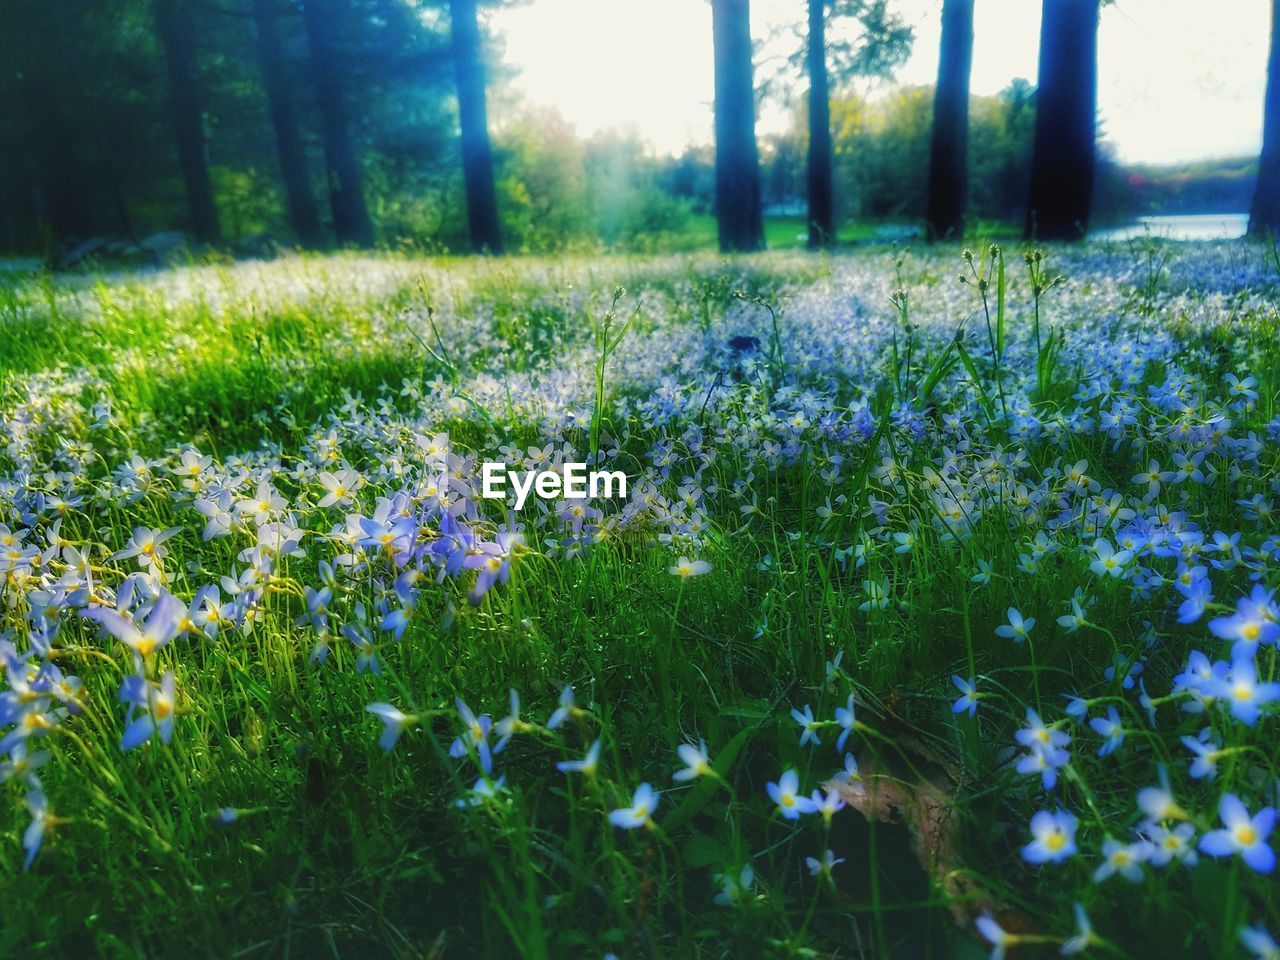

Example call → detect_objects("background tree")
1250 0 1280 237
806 0 833 247
301 0 376 247
251 0 325 248
711 0 764 252
801 0 912 248
153 0 222 243
1026 0 1100 240
925 0 974 241
449 0 504 253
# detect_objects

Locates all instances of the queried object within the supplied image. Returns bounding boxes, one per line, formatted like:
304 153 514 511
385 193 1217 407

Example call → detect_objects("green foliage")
763 81 1039 226
2 247 1280 958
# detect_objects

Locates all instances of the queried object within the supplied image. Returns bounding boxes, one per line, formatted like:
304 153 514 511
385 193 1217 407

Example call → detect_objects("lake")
1093 212 1248 241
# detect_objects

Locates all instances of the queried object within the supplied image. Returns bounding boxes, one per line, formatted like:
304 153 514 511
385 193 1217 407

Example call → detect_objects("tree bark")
925 0 973 242
806 0 833 248
300 0 375 248
1250 1 1280 237
711 0 764 253
153 0 222 244
449 0 504 254
251 0 325 249
1025 0 1099 241
18 72 96 241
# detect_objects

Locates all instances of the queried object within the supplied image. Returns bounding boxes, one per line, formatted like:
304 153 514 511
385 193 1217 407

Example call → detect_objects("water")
1093 212 1248 242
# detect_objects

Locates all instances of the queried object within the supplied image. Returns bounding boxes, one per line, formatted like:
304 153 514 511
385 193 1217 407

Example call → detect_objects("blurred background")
0 0 1269 260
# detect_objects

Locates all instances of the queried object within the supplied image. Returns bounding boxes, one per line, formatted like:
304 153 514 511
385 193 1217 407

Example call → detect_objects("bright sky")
492 0 1269 165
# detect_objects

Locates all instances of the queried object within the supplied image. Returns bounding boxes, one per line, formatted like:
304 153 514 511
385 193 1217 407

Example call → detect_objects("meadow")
1 240 1278 959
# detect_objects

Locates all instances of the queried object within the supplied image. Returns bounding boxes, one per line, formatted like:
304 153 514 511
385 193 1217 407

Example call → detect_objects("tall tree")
806 0 833 248
251 0 325 248
1250 0 1280 237
800 1 912 248
711 0 764 253
449 0 504 253
153 0 222 244
301 0 376 247
925 0 974 241
17 71 96 242
1025 0 1099 241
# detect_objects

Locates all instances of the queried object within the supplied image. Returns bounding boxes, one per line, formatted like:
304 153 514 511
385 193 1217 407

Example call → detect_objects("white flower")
669 556 711 578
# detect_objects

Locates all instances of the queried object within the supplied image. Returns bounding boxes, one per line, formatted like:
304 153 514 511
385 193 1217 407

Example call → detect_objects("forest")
0 0 1267 261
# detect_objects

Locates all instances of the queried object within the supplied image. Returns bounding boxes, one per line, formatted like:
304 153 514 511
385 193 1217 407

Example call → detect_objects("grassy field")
1 241 1279 959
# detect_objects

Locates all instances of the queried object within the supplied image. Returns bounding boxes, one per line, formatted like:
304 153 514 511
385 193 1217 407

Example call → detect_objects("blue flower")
608 782 658 829
1199 794 1276 873
1240 925 1280 960
556 738 602 777
365 702 416 751
118 669 177 751
1061 903 1100 956
83 589 184 663
995 607 1034 642
547 684 579 729
1020 808 1078 864
1092 838 1148 883
975 912 1013 960
805 848 845 878
1104 654 1142 690
833 694 856 750
449 697 494 772
1209 655 1280 726
672 740 713 782
1014 709 1071 790
1181 730 1223 780
791 703 821 747
22 790 53 871
951 676 979 717
766 769 816 820
1089 706 1126 756
1209 589 1280 658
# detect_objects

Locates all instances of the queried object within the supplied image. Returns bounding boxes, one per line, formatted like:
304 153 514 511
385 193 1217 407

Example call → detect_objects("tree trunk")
251 0 325 249
18 72 96 241
153 0 221 245
1250 1 1280 237
925 0 973 242
301 0 375 248
806 0 833 249
449 0 504 254
1025 0 1099 241
711 0 764 253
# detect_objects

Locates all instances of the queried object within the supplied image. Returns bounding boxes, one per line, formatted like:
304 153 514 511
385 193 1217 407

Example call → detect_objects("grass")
0 242 1278 959
681 214 918 249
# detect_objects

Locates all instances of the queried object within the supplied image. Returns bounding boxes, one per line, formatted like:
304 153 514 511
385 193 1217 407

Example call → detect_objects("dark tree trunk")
94 131 136 240
449 0 504 254
301 0 375 248
925 0 973 242
153 0 221 244
1250 1 1280 237
251 0 325 249
1025 0 1099 241
18 73 96 241
711 0 764 253
806 0 833 249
